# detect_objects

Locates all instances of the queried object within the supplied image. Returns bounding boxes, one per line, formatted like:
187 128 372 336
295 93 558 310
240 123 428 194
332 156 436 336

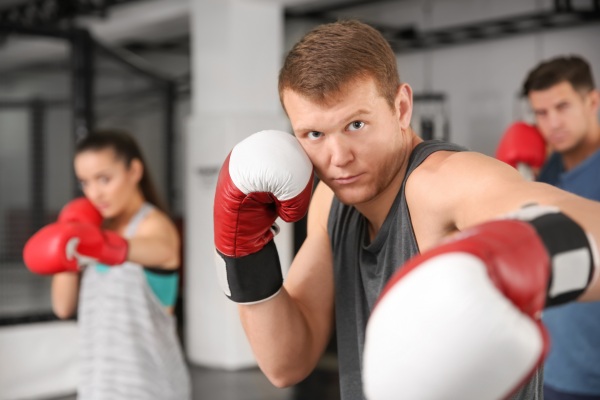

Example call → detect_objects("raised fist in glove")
23 222 128 275
363 205 597 400
496 121 547 180
213 130 314 304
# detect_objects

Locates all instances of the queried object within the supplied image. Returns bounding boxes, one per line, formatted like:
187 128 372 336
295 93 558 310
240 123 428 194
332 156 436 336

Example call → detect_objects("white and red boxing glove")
496 121 547 180
57 197 102 226
214 130 313 304
363 205 597 400
23 222 128 275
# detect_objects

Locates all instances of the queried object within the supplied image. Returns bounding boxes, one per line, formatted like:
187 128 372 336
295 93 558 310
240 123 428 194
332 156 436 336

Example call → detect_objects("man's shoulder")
409 140 466 164
411 147 476 181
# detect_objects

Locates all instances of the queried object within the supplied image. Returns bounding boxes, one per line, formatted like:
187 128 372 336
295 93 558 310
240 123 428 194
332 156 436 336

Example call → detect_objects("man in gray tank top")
211 20 600 400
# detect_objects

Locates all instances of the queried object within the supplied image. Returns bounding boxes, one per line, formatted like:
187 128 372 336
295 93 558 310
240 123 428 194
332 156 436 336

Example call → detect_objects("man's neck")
359 133 422 241
562 125 600 171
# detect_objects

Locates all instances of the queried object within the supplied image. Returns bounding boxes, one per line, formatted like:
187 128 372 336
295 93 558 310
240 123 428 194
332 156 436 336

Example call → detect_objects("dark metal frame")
0 98 56 325
30 98 46 233
286 0 600 53
0 0 144 27
413 93 450 141
0 22 177 207
71 28 94 143
384 9 600 52
0 98 48 234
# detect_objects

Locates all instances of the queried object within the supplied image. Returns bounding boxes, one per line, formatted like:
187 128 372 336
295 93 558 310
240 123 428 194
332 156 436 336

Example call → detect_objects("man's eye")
99 176 110 184
308 131 323 139
348 121 365 131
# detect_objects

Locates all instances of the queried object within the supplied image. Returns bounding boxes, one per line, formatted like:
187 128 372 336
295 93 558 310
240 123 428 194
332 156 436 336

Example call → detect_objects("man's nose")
329 134 354 167
546 110 563 130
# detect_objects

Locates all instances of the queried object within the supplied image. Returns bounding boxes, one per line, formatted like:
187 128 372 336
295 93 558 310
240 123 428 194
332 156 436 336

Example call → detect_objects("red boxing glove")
23 222 128 275
57 197 102 226
496 122 547 180
214 130 314 303
363 206 597 400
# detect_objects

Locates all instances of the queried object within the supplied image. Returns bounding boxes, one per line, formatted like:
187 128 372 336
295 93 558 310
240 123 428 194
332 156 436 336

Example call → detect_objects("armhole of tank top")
123 203 154 239
142 266 179 308
401 141 464 253
326 195 341 239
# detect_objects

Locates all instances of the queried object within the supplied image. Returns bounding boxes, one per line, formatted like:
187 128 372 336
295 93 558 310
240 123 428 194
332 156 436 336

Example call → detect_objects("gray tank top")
327 140 542 400
78 203 191 400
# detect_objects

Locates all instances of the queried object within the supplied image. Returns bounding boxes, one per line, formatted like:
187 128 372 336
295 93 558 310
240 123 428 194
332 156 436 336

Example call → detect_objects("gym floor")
51 358 340 400
2 263 341 400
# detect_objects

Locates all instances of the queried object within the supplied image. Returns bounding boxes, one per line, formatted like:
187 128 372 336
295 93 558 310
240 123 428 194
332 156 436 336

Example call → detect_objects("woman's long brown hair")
75 129 168 214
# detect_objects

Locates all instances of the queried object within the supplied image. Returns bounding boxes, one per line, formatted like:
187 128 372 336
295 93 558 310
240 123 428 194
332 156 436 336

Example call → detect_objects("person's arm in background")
51 272 81 319
49 197 103 319
126 210 180 270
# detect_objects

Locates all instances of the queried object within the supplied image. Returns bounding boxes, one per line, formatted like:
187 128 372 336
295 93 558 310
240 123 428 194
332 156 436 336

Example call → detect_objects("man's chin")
334 190 371 207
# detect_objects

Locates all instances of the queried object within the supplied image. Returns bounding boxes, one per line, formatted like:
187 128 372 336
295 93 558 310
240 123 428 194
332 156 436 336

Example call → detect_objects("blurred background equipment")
412 92 450 141
0 4 180 398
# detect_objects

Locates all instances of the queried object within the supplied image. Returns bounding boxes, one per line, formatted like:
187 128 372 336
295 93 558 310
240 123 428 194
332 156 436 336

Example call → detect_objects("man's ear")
396 83 413 130
588 89 600 113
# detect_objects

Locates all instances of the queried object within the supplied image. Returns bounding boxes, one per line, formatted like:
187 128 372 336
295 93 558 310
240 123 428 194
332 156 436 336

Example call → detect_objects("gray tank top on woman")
78 203 191 400
327 140 542 400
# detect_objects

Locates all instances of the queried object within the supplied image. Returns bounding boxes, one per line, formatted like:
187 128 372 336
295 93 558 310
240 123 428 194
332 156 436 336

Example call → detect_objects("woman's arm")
51 272 80 319
126 209 181 270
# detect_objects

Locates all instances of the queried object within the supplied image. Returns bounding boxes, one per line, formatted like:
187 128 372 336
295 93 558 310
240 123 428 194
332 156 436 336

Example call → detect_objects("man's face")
283 77 409 206
529 81 597 153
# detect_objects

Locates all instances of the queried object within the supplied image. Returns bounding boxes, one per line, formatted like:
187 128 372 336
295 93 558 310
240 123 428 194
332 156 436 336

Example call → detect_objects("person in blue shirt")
523 55 600 400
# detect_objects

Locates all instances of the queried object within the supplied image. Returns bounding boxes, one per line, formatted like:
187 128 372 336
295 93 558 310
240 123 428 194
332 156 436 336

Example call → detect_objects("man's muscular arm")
416 150 600 299
239 182 335 387
212 130 335 386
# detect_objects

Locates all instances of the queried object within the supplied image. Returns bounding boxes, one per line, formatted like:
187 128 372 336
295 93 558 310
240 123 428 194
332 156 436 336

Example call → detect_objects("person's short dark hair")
522 55 595 96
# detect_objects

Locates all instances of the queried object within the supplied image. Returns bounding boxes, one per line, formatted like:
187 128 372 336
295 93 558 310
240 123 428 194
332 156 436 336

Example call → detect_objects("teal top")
96 264 179 307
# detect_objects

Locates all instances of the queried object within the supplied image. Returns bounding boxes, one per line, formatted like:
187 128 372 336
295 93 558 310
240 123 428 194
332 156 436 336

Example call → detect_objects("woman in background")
25 129 190 400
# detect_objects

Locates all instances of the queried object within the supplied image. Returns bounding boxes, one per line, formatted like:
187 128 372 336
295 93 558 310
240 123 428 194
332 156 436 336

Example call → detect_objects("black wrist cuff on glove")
217 240 283 304
525 208 596 307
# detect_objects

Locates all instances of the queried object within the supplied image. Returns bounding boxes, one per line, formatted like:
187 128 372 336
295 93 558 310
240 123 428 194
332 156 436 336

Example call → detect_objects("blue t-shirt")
538 150 600 395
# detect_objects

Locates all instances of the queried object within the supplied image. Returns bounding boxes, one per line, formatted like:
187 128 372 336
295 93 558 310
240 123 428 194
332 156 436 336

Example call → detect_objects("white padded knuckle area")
214 250 231 297
363 253 543 400
501 204 560 221
229 130 312 200
549 248 593 297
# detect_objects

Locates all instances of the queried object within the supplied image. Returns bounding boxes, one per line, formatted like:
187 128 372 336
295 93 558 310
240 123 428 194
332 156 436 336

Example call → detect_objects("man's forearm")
239 288 328 388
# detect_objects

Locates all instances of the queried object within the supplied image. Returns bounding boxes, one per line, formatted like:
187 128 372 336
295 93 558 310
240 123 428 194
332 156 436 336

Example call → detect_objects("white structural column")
185 0 292 369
